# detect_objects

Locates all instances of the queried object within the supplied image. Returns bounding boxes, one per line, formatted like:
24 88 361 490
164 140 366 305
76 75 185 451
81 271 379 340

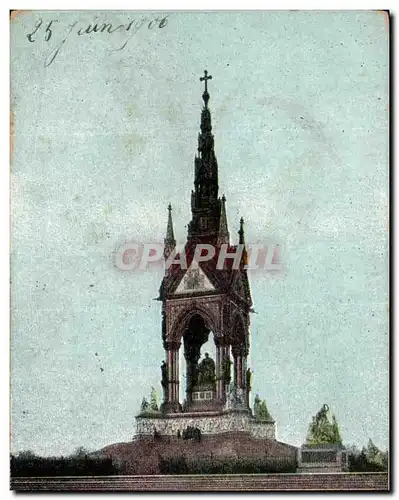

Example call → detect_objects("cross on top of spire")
200 70 212 92
200 70 212 107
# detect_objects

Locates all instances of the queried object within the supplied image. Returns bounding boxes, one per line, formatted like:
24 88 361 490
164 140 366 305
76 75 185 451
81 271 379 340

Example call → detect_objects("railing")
158 455 298 474
301 450 337 463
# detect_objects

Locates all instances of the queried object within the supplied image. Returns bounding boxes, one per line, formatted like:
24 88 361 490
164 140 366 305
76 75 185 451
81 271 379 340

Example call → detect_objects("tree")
16 450 36 460
348 440 388 472
365 439 379 459
73 446 88 458
364 439 384 467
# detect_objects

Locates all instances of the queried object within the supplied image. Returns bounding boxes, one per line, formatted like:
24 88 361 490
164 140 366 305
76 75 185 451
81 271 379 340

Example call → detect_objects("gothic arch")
170 304 220 343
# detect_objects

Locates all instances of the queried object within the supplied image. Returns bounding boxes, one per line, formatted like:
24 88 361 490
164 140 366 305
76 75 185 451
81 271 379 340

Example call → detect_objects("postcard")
10 10 389 491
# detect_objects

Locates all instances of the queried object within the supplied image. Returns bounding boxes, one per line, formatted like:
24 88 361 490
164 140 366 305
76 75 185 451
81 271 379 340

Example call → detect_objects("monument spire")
217 194 230 245
188 70 220 243
238 217 245 245
238 216 249 266
164 204 176 260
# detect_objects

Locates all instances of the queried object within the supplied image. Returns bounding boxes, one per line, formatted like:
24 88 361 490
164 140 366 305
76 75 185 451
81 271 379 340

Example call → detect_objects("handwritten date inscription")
26 15 169 67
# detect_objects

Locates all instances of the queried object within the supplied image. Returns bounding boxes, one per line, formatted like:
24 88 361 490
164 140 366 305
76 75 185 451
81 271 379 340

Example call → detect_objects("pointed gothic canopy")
164 204 176 260
238 216 249 267
217 194 230 245
158 72 252 309
238 217 245 245
188 70 222 245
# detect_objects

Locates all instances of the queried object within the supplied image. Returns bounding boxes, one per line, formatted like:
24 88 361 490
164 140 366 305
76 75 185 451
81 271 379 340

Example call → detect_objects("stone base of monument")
159 401 183 414
94 429 297 475
182 398 225 413
135 409 276 439
297 443 349 473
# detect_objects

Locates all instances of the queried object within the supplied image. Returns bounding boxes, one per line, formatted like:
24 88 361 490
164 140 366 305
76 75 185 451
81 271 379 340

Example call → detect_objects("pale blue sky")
11 11 388 456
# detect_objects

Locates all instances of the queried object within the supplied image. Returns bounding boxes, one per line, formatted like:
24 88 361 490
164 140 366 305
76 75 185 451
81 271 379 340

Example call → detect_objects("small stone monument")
297 404 348 473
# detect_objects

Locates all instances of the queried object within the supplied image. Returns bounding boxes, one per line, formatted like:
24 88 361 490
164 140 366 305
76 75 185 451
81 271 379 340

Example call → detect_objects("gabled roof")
158 243 252 307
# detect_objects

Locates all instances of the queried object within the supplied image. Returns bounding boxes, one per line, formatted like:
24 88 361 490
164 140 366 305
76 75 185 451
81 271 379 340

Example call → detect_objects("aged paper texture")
10 10 389 491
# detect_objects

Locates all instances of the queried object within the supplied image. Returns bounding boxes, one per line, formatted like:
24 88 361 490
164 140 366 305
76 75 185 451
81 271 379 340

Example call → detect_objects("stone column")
242 356 247 388
173 349 179 403
215 341 222 400
165 342 180 410
220 344 231 402
161 359 168 404
242 354 250 406
232 345 243 389
233 353 237 387
233 345 249 407
185 358 192 404
238 356 243 388
184 343 200 406
167 348 173 403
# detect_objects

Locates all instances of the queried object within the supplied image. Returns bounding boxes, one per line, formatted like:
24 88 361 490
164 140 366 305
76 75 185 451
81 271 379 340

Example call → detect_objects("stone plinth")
297 443 349 473
135 409 276 440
